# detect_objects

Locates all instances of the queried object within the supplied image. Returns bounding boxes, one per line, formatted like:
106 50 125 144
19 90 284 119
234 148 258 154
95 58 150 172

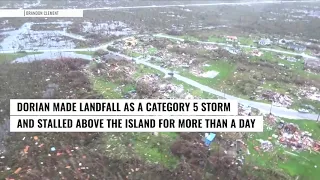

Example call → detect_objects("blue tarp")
204 133 216 146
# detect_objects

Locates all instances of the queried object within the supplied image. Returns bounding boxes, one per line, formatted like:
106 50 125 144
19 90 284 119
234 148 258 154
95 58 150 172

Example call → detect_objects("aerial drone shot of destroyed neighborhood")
0 0 320 179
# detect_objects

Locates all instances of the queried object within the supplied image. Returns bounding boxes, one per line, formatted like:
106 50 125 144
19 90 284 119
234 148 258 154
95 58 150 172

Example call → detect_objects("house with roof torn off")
259 38 272 46
226 36 238 42
304 58 320 71
287 43 306 52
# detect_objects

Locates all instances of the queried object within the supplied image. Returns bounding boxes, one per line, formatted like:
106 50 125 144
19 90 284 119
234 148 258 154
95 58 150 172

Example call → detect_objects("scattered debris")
257 139 273 152
304 58 320 72
14 167 22 174
204 133 216 146
225 46 241 54
259 38 272 46
287 56 297 62
277 121 320 152
261 90 293 107
266 114 277 125
251 49 263 57
298 87 320 102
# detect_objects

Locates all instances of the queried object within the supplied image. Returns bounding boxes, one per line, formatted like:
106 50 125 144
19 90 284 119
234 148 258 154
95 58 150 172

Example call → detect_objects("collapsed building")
261 90 293 107
257 115 320 153
251 49 263 57
124 37 138 47
133 74 194 99
135 74 161 98
304 58 320 72
298 86 320 102
278 121 320 151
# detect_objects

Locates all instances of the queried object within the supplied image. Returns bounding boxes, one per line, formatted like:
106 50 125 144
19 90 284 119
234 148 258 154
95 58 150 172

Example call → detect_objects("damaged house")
225 46 241 55
102 53 124 61
139 36 154 42
278 121 320 152
287 43 306 52
259 38 272 46
261 90 293 107
124 37 138 47
304 58 320 72
251 49 263 57
226 36 238 42
286 57 297 62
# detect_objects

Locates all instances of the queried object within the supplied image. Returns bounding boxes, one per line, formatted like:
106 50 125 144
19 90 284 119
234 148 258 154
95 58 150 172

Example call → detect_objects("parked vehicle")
298 109 309 113
168 72 174 76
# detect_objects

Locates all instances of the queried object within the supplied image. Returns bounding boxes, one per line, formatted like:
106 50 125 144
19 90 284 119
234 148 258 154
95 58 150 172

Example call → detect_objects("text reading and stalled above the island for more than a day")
9 116 264 132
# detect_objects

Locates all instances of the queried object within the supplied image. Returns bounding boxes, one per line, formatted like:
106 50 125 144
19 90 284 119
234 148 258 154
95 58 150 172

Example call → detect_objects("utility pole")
269 102 273 115
221 86 225 99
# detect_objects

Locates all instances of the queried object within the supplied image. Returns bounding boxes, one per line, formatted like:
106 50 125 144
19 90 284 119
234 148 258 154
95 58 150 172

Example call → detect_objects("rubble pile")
265 114 277 125
159 84 183 94
261 90 293 107
112 37 195 67
251 49 263 57
299 87 320 102
238 105 252 116
183 93 195 99
257 139 273 152
138 36 154 43
203 44 219 50
190 68 202 77
135 75 161 98
277 121 320 151
107 63 135 77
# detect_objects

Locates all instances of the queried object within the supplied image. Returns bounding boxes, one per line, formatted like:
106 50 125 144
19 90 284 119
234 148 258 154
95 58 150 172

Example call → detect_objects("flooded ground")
0 20 135 51
80 21 134 36
0 21 133 62
13 52 92 63
0 22 85 51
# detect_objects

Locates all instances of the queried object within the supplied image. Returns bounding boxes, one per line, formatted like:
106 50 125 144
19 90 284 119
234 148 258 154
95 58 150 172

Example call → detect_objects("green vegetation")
238 37 254 46
177 60 236 87
133 63 218 99
134 132 179 168
171 78 218 99
128 51 141 57
270 45 291 52
250 51 304 70
305 49 313 55
291 98 320 114
0 52 42 64
90 63 178 168
152 33 319 112
148 47 158 55
91 63 180 168
208 35 226 43
261 81 296 94
246 118 320 180
100 132 179 168
75 51 95 56
181 35 199 41
90 76 122 98
134 64 164 78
